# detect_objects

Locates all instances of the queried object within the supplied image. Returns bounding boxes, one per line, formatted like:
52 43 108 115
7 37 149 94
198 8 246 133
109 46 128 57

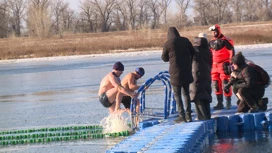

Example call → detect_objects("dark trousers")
237 87 264 112
195 99 211 120
172 84 191 117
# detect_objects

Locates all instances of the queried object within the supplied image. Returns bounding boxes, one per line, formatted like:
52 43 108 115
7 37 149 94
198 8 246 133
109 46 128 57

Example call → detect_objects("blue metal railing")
130 71 176 130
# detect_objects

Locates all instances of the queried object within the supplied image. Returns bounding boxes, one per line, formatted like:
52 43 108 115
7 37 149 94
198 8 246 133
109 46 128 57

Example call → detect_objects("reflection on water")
204 131 272 153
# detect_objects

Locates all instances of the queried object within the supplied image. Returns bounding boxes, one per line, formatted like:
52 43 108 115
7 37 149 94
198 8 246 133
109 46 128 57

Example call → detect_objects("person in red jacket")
209 24 235 110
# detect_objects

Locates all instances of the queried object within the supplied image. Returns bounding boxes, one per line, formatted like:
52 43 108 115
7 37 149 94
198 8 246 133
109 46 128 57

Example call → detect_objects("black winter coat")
190 37 212 102
161 27 195 85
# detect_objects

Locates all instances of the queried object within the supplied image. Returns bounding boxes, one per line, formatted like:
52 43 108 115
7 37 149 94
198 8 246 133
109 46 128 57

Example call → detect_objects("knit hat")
113 62 124 71
135 67 145 77
198 32 207 39
231 52 246 67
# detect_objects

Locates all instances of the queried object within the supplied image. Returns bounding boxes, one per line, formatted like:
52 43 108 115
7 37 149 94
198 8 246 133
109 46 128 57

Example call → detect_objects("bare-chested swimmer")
98 62 137 114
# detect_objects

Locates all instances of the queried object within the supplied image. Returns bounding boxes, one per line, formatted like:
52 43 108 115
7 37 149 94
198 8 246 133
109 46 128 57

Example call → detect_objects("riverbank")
1 43 272 64
1 21 272 60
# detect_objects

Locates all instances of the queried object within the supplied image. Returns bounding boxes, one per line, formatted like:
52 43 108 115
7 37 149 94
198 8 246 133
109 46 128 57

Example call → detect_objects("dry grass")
1 21 272 60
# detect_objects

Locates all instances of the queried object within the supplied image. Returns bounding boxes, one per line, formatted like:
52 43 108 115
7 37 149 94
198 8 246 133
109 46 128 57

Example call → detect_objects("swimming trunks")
121 96 131 109
99 93 113 108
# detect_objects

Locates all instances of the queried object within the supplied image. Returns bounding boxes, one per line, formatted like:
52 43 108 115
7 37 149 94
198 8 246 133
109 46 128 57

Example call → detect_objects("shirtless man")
98 62 136 114
121 67 145 113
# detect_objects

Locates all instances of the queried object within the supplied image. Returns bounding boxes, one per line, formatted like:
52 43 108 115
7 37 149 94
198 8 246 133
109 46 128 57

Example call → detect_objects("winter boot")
226 96 231 109
258 97 268 111
186 113 192 122
174 113 186 123
248 105 259 113
213 94 224 110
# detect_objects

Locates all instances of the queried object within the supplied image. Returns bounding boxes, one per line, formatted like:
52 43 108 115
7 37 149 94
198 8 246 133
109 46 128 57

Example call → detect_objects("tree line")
0 0 271 38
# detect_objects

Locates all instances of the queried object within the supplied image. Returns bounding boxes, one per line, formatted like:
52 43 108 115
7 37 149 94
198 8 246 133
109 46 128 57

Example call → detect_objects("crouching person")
224 52 265 113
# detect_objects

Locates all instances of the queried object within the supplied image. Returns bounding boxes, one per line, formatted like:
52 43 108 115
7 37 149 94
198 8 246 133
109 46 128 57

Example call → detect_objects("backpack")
248 63 271 88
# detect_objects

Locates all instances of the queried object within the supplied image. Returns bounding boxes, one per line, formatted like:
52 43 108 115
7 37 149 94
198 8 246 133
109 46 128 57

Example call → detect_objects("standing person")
121 67 145 114
190 33 212 120
209 24 235 110
161 27 195 123
98 61 137 114
226 52 264 113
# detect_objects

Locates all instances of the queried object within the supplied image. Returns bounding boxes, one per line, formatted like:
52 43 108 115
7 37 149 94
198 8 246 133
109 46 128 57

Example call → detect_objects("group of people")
162 24 268 123
98 24 268 124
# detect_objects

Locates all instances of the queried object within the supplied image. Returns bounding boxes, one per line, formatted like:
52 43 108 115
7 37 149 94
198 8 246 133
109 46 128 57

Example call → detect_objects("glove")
223 61 231 75
224 85 230 94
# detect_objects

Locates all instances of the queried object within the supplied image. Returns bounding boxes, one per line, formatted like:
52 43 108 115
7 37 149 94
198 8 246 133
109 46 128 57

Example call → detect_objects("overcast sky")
66 0 80 11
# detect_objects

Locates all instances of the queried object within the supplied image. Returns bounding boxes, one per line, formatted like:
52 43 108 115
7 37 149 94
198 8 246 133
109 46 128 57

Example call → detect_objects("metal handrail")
130 71 176 130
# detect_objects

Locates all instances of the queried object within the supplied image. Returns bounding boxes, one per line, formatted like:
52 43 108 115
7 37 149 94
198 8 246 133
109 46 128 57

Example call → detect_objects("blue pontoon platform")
107 72 272 153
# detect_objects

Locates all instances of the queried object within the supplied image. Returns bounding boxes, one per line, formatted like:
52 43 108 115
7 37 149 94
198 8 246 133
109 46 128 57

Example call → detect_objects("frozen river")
1 44 272 152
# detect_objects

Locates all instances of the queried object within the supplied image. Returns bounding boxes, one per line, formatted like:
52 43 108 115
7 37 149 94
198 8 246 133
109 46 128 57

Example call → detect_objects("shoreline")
1 43 272 64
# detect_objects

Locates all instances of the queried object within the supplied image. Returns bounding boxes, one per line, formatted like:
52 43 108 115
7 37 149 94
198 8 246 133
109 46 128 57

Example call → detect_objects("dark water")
204 131 272 153
0 47 272 152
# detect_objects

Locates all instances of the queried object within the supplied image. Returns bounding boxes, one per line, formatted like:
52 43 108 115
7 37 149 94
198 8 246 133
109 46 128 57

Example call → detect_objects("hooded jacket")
190 37 212 102
161 27 195 85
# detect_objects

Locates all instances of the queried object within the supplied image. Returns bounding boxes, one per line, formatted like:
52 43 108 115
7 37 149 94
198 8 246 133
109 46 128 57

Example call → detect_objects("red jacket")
210 35 235 63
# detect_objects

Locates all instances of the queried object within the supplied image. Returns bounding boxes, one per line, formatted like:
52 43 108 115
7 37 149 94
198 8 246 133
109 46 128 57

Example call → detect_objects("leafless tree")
114 0 128 30
51 0 69 36
61 8 76 33
0 0 9 37
78 0 98 33
175 0 190 26
158 0 172 24
27 0 52 37
147 0 161 29
7 0 26 37
255 0 272 21
137 0 149 29
125 0 138 30
210 0 230 24
193 0 211 25
88 0 118 32
230 0 243 23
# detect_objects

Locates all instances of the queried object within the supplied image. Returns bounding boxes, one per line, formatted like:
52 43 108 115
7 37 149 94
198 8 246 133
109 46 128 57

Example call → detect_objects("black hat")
135 67 145 76
113 62 124 71
231 52 246 67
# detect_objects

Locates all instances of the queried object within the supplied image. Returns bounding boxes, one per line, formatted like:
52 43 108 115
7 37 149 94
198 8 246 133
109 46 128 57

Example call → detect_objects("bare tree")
255 0 272 21
78 0 98 33
61 8 76 33
242 0 258 21
0 0 9 37
175 0 190 26
51 0 69 36
147 0 161 29
158 0 172 24
114 0 128 30
138 0 149 29
88 0 118 32
27 0 52 37
193 0 211 25
7 0 26 37
125 0 138 30
210 0 230 24
230 0 243 23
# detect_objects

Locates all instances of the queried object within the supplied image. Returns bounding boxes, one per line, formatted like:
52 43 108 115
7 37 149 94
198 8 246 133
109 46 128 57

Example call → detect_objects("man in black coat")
190 33 212 120
226 52 264 113
161 27 195 123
